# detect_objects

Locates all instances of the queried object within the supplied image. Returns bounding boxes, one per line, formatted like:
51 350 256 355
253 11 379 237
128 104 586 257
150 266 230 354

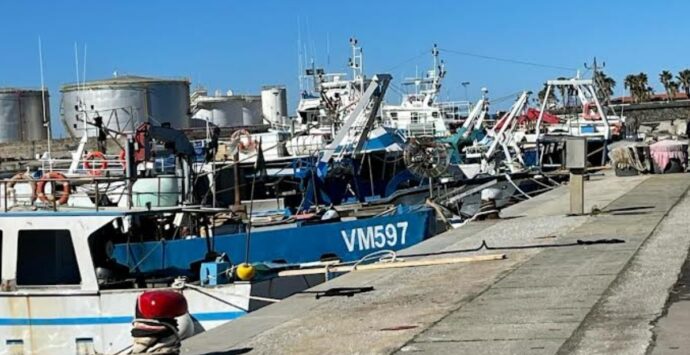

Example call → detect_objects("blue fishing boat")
112 204 435 277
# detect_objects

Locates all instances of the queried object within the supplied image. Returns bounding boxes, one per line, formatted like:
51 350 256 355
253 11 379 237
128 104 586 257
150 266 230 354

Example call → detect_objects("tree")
637 73 651 102
594 71 616 104
668 81 679 101
677 69 690 98
555 77 568 106
537 83 557 107
624 74 640 103
660 70 673 101
624 73 652 103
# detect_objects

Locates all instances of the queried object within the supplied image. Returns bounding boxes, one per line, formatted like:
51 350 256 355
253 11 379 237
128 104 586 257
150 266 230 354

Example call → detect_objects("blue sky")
1 0 688 137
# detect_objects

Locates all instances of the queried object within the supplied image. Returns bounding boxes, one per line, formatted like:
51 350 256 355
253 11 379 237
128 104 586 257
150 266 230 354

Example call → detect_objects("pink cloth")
650 140 688 171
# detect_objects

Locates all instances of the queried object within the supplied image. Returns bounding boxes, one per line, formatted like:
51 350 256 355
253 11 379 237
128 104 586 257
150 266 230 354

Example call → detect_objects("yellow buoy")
236 263 256 281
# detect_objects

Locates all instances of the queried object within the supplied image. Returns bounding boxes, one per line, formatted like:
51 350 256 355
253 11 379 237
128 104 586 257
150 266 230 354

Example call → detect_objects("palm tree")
624 74 640 103
556 77 568 106
668 81 679 101
660 70 673 101
537 83 557 107
637 73 651 102
677 69 690 98
594 71 616 104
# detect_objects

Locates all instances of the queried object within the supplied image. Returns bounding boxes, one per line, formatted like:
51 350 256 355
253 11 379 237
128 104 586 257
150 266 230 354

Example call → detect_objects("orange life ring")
84 151 108 176
7 172 36 203
36 172 70 205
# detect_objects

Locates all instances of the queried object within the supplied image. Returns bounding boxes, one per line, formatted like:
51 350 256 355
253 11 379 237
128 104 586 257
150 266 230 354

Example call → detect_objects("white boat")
0 207 319 354
380 45 475 140
381 45 450 138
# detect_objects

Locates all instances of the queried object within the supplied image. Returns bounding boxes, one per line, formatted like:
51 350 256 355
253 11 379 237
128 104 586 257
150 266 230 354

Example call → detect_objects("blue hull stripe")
0 311 245 326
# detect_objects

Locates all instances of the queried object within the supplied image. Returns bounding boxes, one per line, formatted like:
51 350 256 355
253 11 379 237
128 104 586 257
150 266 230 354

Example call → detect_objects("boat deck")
182 172 690 354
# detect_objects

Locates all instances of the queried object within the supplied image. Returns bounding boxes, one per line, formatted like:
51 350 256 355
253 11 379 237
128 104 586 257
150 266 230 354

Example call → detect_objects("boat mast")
38 37 52 170
348 37 364 94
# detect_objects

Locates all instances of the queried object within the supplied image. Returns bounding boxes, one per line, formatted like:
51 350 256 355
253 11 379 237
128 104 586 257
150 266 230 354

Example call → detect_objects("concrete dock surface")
182 172 690 355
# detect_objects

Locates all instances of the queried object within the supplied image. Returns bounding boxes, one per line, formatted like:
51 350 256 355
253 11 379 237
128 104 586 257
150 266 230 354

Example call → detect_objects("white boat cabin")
0 210 290 354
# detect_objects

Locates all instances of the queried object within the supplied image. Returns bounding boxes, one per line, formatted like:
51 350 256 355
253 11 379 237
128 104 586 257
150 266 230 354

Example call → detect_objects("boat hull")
113 206 434 275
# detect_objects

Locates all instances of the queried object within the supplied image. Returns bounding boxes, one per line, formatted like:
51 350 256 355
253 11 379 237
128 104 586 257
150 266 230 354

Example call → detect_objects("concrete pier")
182 173 690 354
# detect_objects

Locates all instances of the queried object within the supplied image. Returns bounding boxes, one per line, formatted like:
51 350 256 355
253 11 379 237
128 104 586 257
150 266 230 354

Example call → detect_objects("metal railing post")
95 179 99 212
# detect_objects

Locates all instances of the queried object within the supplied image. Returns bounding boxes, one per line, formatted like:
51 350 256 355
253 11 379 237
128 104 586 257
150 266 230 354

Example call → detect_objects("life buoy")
232 129 257 154
582 103 601 120
7 172 36 203
84 151 108 176
36 172 70 205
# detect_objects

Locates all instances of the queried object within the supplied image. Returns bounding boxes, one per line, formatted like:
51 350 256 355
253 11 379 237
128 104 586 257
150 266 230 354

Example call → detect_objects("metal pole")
233 151 241 209
52 179 57 212
38 37 52 168
244 174 257 264
125 137 134 209
367 154 374 197
95 179 99 212
536 85 552 167
212 162 216 209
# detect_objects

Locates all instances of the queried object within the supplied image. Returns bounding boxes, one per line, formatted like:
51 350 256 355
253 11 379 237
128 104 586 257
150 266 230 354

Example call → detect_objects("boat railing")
0 174 187 213
436 101 472 120
40 154 127 176
39 154 178 177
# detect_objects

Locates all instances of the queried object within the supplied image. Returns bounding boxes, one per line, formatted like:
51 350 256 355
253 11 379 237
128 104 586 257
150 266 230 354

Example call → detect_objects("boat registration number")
341 222 409 252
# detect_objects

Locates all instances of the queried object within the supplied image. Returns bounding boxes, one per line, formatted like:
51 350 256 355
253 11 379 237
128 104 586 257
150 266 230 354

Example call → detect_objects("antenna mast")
38 37 52 170
348 37 364 90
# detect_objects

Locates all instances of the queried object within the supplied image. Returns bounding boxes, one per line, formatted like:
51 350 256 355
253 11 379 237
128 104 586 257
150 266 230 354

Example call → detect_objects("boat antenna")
74 42 87 133
82 43 87 91
297 17 303 92
349 37 363 89
326 32 330 67
38 36 52 169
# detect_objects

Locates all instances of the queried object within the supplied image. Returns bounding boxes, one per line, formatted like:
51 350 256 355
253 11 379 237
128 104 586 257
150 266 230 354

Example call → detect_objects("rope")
610 146 646 171
439 48 578 72
402 238 625 259
351 249 398 269
172 278 281 303
453 209 500 229
383 50 429 72
127 240 165 272
504 173 532 200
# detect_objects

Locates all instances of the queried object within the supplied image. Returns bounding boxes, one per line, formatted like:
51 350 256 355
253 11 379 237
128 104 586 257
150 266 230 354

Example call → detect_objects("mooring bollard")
128 290 190 354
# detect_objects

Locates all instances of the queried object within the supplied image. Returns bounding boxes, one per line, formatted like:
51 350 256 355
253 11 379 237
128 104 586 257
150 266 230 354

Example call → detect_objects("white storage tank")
60 75 191 137
261 85 288 125
0 88 49 143
192 90 263 128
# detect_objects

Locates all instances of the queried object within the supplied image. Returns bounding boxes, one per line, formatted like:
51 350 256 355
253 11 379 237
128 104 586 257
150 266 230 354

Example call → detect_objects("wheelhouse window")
17 230 81 286
411 112 419 124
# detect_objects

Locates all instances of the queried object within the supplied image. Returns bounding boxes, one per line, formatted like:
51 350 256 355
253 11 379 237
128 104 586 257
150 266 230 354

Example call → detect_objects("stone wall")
616 100 690 124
